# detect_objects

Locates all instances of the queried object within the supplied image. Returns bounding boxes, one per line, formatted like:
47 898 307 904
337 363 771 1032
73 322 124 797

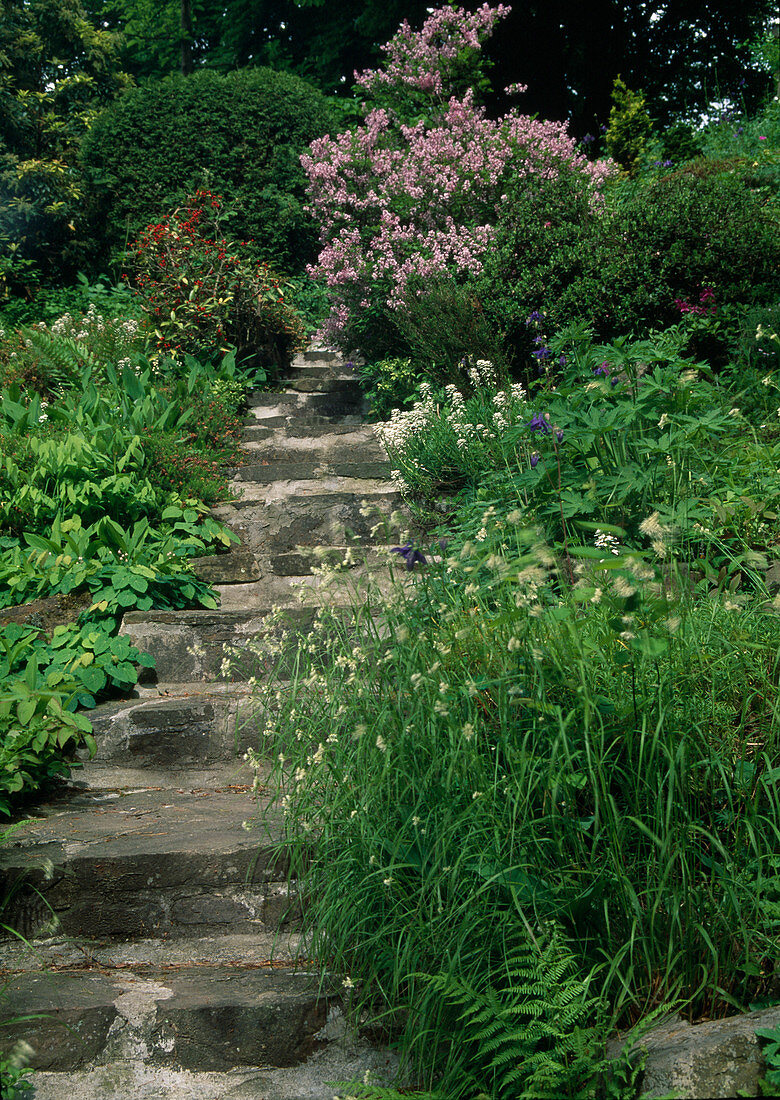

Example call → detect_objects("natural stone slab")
26 1039 399 1100
212 496 407 560
246 391 300 408
0 930 304 974
619 1007 780 1098
0 591 92 634
120 606 322 681
284 378 362 395
269 546 385 576
85 689 261 765
189 548 261 585
231 461 391 485
228 477 399 504
0 967 336 1072
240 427 386 466
293 349 341 366
0 783 286 941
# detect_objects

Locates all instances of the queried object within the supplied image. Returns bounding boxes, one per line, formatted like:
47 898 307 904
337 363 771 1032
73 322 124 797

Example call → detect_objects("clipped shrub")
80 67 336 273
129 189 305 368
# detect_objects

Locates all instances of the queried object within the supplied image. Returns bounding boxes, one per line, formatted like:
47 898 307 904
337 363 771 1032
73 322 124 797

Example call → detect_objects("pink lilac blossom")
302 3 615 344
355 3 510 102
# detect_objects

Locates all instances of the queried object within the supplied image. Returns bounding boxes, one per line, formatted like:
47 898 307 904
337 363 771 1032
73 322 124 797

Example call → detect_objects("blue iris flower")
391 544 427 571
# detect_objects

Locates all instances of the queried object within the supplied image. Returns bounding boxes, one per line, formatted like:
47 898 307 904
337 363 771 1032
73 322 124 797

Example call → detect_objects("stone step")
83 683 262 766
227 477 399 505
269 545 386 577
292 349 342 366
285 361 357 380
231 460 392 484
239 426 386 465
22 1041 398 1099
0 928 304 974
0 767 294 943
245 388 365 421
120 606 326 682
214 564 404 612
212 486 404 562
189 546 261 586
279 377 359 394
0 963 335 1072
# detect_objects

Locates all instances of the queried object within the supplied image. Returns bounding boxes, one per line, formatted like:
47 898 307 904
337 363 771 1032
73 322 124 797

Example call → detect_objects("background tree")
0 0 130 295
486 0 776 135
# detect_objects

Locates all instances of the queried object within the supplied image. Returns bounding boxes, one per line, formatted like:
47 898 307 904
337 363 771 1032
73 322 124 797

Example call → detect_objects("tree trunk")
181 0 193 75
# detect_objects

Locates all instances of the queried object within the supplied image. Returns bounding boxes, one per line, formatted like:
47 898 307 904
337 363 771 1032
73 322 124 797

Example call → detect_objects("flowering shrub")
376 359 528 498
129 190 305 369
302 3 614 358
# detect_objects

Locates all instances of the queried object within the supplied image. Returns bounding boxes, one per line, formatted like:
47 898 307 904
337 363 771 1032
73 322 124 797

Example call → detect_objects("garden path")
0 351 405 1099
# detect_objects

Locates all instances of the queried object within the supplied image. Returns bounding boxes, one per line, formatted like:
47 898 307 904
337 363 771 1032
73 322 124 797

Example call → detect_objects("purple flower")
593 363 610 377
527 413 551 433
532 346 551 361
557 354 566 368
555 429 564 443
526 310 545 326
391 543 427 571
530 452 540 468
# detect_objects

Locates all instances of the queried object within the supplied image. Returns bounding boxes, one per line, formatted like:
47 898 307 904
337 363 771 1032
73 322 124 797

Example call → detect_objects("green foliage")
80 67 337 273
0 0 130 293
0 274 139 332
605 77 654 178
756 1022 780 1095
417 930 620 1098
0 634 94 814
0 1041 34 1099
480 166 780 351
359 357 425 419
239 319 780 1097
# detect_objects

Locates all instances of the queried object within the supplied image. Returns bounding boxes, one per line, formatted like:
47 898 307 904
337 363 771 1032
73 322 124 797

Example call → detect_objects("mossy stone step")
0 965 335 1072
0 772 294 943
231 460 391 484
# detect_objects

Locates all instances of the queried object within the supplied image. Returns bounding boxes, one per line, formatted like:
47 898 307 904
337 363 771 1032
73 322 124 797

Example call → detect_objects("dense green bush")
476 165 780 364
80 68 337 274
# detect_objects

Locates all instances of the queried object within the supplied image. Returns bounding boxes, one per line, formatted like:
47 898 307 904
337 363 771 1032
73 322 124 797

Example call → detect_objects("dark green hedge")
477 164 780 363
80 67 336 273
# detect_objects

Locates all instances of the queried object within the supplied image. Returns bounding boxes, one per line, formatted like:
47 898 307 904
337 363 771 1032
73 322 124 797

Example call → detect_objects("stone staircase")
0 351 406 1099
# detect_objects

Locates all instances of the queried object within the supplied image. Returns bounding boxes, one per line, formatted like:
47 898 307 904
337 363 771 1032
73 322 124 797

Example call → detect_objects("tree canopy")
79 0 778 133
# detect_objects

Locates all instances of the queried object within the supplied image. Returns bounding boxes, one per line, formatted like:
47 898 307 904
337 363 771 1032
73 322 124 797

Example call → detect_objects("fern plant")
14 327 102 392
416 928 633 1100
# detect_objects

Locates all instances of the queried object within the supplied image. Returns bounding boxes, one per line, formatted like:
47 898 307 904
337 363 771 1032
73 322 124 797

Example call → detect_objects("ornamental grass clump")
246 512 780 1095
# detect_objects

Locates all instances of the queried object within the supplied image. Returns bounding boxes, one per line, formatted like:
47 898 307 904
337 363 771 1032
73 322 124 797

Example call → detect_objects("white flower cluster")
594 529 620 555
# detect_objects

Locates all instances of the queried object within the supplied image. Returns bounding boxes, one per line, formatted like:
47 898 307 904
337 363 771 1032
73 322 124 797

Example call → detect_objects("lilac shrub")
302 3 614 356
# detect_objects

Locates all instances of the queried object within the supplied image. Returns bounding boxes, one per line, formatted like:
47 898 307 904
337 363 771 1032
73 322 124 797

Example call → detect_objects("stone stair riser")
85 694 263 766
0 968 334 1072
121 608 325 681
231 461 391 484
